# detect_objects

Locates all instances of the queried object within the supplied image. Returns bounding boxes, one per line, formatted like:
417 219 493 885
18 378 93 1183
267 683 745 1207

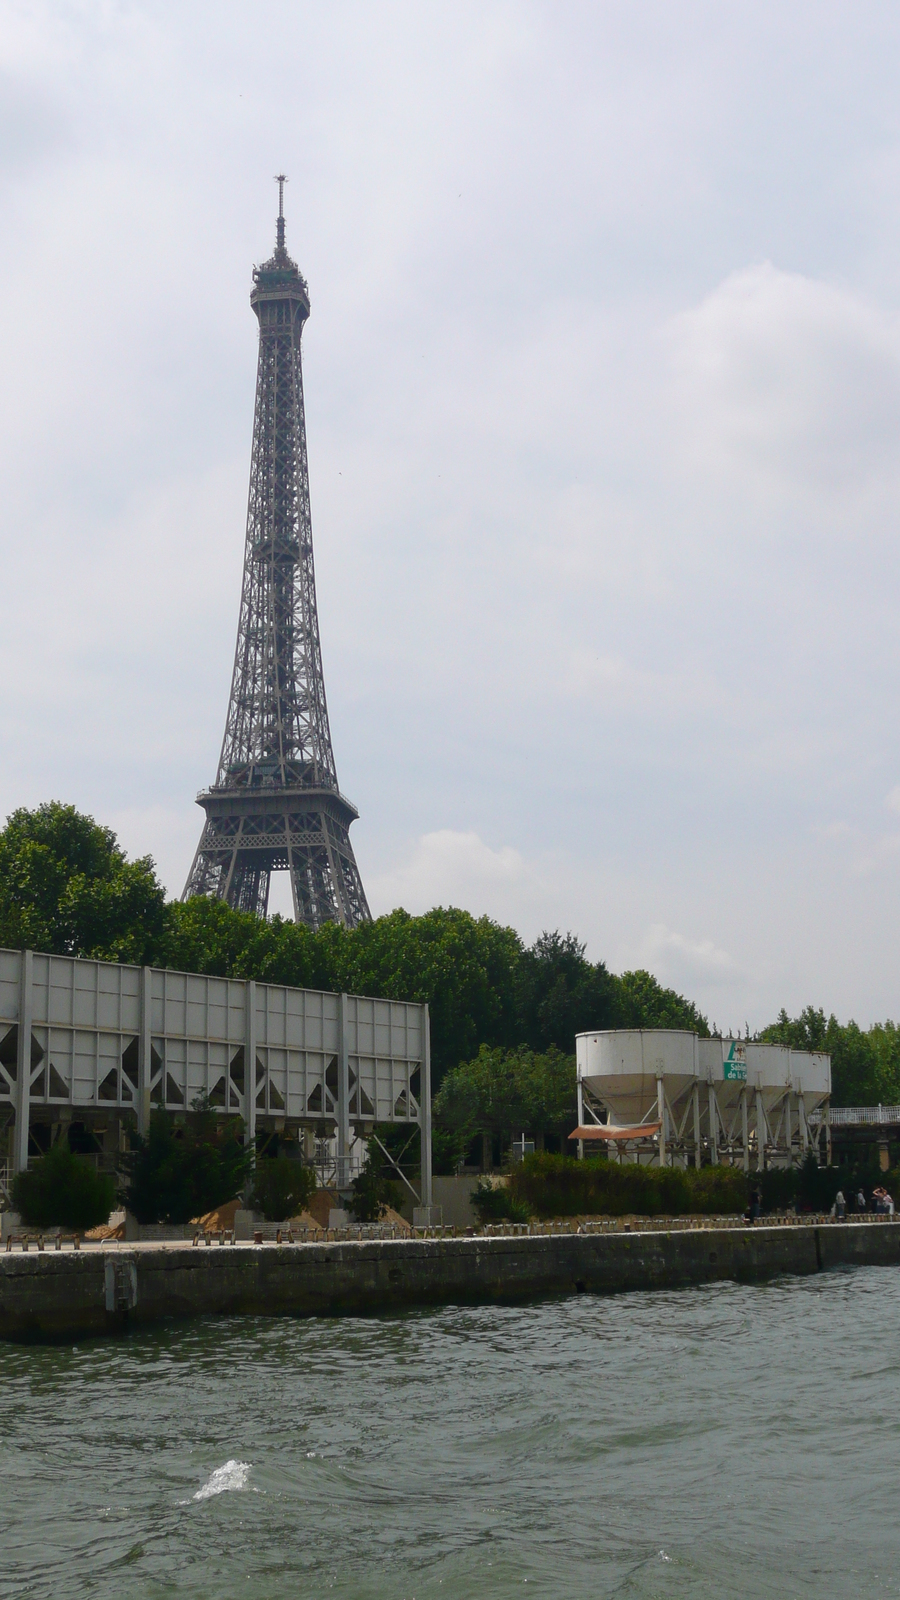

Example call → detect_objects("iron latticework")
184 180 370 929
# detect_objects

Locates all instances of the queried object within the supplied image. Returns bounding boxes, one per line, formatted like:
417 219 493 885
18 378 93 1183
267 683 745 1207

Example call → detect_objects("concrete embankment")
1 1221 898 1341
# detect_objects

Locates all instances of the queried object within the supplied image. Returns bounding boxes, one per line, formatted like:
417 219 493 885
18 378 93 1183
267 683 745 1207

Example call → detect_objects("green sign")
723 1041 747 1082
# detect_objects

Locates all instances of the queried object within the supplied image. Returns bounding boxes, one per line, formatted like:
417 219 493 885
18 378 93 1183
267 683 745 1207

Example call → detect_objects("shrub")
470 1178 532 1224
507 1152 747 1219
12 1145 115 1231
249 1158 316 1221
124 1104 253 1224
348 1152 402 1223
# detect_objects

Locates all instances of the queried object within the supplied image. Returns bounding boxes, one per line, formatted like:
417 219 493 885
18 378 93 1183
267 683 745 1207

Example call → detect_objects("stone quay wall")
1 1221 898 1342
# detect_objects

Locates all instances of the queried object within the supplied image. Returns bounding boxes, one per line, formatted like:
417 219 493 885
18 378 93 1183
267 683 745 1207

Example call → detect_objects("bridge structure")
812 1105 900 1170
0 947 431 1210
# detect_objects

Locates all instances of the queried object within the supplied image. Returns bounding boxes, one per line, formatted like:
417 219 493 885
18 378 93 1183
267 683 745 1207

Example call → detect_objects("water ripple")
1 1268 899 1598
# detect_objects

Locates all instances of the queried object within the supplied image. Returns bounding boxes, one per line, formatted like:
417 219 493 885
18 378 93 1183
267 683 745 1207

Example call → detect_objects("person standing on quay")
835 1189 846 1220
856 1188 867 1214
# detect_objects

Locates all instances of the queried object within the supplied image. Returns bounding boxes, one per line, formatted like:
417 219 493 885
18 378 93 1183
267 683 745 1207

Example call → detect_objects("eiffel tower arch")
184 180 371 929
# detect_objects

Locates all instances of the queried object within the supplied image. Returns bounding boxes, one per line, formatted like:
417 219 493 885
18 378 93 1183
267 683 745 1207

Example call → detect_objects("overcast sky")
4 1 900 1029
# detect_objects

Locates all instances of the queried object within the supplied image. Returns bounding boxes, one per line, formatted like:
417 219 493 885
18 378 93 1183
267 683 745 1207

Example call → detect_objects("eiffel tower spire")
183 184 371 929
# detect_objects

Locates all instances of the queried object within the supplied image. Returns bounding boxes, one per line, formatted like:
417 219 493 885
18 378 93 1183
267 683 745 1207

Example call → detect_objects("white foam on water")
192 1460 252 1501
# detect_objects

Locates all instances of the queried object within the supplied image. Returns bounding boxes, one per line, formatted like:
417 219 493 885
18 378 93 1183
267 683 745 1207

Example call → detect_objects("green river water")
1 1266 898 1599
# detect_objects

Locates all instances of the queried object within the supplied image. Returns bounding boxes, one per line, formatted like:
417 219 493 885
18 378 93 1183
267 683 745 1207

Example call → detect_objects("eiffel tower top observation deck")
183 179 371 929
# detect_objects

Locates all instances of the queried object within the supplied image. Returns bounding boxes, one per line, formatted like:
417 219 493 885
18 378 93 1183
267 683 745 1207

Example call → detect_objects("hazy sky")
3 1 900 1029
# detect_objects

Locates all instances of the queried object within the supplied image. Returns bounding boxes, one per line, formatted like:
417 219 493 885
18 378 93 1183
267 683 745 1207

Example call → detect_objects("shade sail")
568 1122 662 1141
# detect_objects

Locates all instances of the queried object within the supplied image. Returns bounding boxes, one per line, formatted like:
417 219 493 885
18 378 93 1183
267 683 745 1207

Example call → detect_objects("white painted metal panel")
0 948 20 1023
576 1029 699 1126
1 949 428 1150
791 1050 830 1103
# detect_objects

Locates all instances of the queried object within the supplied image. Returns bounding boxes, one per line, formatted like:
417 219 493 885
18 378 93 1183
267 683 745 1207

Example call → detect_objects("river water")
2 1266 898 1599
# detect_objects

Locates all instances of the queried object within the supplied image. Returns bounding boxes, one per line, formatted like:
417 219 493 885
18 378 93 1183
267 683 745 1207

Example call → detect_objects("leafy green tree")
433 1044 577 1170
317 907 524 1083
470 1178 531 1224
515 931 618 1052
612 970 710 1035
12 1144 115 1231
759 1006 900 1106
348 1148 402 1223
0 802 166 964
162 895 322 986
124 1100 253 1224
249 1157 316 1221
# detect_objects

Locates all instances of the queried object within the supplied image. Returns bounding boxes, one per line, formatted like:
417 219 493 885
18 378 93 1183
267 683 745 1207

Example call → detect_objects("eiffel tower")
184 179 371 929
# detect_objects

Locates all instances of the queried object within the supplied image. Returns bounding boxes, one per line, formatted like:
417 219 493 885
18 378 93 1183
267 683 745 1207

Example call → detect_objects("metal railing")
811 1106 900 1127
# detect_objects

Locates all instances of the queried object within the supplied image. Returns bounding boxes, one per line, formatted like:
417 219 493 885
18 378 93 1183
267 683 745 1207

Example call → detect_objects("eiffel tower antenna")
183 187 371 929
275 173 287 249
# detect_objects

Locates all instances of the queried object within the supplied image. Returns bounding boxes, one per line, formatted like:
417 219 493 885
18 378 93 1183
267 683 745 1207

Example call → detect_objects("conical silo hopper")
702 1038 749 1116
791 1051 831 1158
576 1030 699 1128
698 1038 749 1158
790 1050 830 1116
745 1043 792 1119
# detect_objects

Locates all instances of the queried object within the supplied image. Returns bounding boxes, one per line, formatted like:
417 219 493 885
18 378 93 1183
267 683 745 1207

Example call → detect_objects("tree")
124 1099 253 1224
348 1148 402 1223
0 802 166 965
433 1044 577 1170
249 1157 316 1221
760 1006 900 1106
12 1145 115 1231
162 895 322 986
316 907 524 1084
515 931 618 1052
613 970 710 1035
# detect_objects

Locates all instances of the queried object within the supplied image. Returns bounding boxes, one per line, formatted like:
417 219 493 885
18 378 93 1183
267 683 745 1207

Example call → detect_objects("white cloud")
668 262 900 496
367 830 543 928
5 5 900 1028
637 923 744 990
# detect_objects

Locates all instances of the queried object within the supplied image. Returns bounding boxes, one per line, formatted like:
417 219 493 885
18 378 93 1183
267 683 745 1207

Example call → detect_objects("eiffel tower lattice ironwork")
184 179 371 928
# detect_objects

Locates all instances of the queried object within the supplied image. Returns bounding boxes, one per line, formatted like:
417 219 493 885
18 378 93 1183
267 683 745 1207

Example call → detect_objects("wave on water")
192 1460 253 1501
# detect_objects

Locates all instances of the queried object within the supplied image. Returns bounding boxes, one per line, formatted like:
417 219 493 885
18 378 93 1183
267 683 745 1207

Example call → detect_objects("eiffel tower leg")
229 861 270 919
184 822 229 899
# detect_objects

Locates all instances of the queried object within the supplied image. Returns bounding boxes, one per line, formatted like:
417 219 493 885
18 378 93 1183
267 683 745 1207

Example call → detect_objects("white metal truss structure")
575 1031 831 1171
184 180 370 928
0 948 431 1205
577 1077 830 1171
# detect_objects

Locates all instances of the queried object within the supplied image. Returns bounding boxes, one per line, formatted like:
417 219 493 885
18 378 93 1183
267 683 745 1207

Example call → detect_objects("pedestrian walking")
835 1189 846 1220
856 1188 866 1214
884 1190 895 1217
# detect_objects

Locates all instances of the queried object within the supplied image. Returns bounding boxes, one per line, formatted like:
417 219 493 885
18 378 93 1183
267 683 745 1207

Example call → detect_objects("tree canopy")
433 1044 576 1170
760 1007 900 1107
7 801 895 1112
0 802 167 965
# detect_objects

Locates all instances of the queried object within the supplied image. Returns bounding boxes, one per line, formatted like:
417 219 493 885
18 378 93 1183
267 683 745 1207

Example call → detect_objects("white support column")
576 1076 585 1161
337 993 351 1182
741 1091 750 1174
657 1076 667 1168
245 979 257 1153
138 966 152 1138
825 1102 832 1167
708 1083 719 1165
798 1094 809 1154
420 1003 432 1209
756 1087 766 1172
693 1082 701 1169
14 950 33 1173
